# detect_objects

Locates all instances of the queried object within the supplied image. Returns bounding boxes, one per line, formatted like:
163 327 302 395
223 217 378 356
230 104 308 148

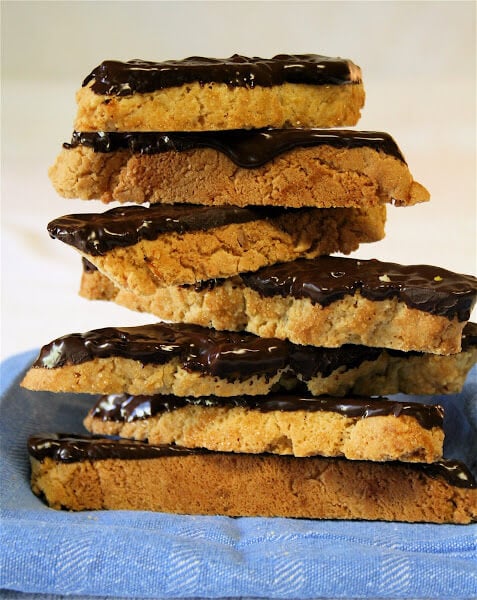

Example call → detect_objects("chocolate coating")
28 433 476 489
48 203 278 256
82 54 362 96
462 321 477 349
28 433 197 462
64 128 405 167
241 256 477 321
32 322 289 381
32 313 477 380
90 393 444 430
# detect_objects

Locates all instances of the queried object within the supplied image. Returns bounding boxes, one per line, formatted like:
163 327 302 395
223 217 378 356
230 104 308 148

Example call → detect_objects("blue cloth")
1 350 476 599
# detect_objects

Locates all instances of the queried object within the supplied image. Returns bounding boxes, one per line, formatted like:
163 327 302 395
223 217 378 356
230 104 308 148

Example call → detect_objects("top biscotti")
74 54 365 131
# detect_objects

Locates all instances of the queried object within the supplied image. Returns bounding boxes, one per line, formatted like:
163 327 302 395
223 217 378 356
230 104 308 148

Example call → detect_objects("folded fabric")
1 351 476 599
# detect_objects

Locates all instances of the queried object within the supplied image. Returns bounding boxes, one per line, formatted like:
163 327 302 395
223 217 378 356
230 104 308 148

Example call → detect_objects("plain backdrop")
1 0 476 360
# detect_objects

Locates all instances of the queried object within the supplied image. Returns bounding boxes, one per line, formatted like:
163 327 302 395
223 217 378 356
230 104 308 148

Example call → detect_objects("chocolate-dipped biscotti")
23 51 476 524
79 256 477 355
28 434 477 523
83 393 445 463
20 321 477 397
46 204 386 292
74 54 365 132
49 129 429 208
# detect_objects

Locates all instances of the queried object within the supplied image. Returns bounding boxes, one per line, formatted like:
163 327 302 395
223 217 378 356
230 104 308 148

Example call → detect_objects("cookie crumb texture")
22 355 289 397
75 81 365 132
30 454 477 523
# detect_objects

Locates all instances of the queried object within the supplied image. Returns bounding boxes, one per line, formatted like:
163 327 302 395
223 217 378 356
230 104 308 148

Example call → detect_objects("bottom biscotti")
29 434 477 523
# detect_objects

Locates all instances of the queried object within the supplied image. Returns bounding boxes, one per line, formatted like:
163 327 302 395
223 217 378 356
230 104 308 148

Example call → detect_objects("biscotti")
83 393 445 462
28 434 477 523
81 270 477 394
20 319 477 396
47 204 386 291
79 255 477 355
24 50 476 526
20 323 293 396
74 55 365 131
49 129 429 208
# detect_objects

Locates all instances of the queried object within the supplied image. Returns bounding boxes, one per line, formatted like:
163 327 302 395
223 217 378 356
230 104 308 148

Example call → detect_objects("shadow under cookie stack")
22 54 477 523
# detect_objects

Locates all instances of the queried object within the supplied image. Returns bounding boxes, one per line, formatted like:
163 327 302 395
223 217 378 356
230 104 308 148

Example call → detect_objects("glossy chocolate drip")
241 256 477 321
48 203 279 256
289 343 383 379
90 393 444 430
32 322 289 381
462 321 477 349
81 257 98 273
28 433 476 489
28 433 199 462
64 128 405 167
83 54 362 95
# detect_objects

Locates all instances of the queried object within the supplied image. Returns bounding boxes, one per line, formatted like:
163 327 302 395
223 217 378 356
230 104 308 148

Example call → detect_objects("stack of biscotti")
22 55 477 523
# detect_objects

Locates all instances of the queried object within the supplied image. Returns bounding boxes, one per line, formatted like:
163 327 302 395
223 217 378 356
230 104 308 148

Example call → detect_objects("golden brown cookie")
47 204 386 292
79 255 477 355
74 55 365 131
80 266 477 395
49 129 429 208
83 393 445 463
29 434 477 522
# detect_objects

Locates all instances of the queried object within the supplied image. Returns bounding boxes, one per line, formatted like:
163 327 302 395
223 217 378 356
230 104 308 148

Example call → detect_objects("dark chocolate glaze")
89 393 444 430
64 128 405 167
28 433 476 489
241 256 477 321
82 54 362 95
462 321 477 349
48 203 279 256
32 322 289 381
28 433 198 462
81 257 98 273
289 343 383 380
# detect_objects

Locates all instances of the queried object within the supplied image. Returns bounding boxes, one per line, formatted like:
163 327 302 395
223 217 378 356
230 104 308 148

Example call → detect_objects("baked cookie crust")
79 268 477 395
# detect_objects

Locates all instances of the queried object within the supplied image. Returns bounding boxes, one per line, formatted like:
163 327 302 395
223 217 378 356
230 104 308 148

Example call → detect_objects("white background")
2 0 476 360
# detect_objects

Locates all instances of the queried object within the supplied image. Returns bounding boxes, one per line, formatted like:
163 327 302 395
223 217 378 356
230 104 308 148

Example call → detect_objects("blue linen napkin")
1 350 476 599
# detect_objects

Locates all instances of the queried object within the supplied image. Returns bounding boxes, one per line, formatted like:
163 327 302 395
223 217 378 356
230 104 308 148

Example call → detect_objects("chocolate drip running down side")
64 129 405 167
90 393 444 430
82 54 362 96
32 322 290 381
241 256 477 321
27 434 476 489
48 203 280 256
